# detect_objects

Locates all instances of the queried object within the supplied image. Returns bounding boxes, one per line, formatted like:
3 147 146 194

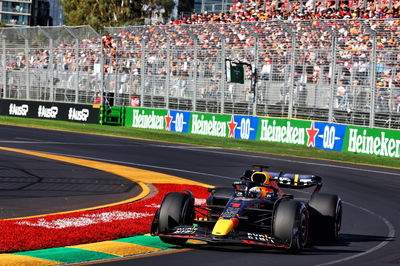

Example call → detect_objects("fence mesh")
1 20 400 129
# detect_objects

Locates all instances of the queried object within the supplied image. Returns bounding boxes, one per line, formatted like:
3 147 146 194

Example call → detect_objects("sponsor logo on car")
174 227 197 234
247 232 269 242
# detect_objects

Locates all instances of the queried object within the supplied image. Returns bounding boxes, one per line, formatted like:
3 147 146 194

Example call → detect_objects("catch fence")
1 20 400 129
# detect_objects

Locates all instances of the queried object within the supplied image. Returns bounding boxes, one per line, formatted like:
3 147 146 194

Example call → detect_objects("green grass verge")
0 115 399 169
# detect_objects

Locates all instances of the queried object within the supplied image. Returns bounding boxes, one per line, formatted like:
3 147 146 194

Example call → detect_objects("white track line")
317 201 395 266
4 141 399 176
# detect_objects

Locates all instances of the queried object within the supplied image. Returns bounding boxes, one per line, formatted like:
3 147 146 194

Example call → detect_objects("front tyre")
273 200 309 251
158 192 194 245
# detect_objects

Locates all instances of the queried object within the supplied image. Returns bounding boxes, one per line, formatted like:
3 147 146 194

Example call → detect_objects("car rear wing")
240 166 322 193
267 171 322 192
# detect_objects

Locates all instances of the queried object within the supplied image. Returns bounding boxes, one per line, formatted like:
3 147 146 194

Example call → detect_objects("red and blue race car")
150 165 342 251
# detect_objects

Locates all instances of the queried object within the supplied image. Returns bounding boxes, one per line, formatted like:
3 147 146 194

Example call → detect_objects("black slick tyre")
308 193 342 241
158 192 194 245
273 200 309 251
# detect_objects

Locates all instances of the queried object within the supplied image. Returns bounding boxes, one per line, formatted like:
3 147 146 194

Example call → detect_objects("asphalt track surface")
0 124 399 266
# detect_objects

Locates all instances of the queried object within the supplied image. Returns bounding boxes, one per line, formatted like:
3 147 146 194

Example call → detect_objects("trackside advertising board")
123 107 399 159
125 108 191 133
343 126 400 158
0 99 99 124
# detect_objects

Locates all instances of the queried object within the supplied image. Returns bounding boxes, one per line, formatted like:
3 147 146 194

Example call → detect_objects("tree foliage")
61 0 175 31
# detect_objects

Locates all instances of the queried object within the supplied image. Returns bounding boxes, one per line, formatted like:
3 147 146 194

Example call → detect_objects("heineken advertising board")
126 108 167 130
125 107 191 133
190 113 232 138
230 115 259 140
314 122 347 152
189 114 259 140
343 126 400 158
257 118 311 146
123 107 399 159
167 110 191 133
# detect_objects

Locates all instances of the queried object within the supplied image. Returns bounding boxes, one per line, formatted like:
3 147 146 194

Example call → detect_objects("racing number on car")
240 118 251 140
323 125 336 149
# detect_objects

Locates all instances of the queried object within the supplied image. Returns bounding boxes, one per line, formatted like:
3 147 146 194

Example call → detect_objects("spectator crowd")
3 0 400 114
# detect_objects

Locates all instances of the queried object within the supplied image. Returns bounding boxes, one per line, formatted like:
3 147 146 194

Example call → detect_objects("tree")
61 0 175 30
154 0 175 18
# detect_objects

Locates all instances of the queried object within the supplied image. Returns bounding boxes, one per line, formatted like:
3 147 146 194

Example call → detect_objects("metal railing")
1 20 400 129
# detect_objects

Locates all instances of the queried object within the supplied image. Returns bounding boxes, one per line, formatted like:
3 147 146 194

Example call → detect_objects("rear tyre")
273 200 309 251
158 192 194 245
308 193 342 241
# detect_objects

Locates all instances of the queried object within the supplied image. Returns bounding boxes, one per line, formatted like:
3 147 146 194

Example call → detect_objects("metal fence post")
49 38 54 101
192 38 198 112
321 22 337 123
185 26 199 112
369 34 377 128
74 38 79 103
140 38 145 107
361 21 377 128
221 38 226 114
24 38 30 100
100 37 105 105
165 38 171 109
243 23 259 116
210 24 225 113
288 34 296 119
328 35 337 123
2 38 6 99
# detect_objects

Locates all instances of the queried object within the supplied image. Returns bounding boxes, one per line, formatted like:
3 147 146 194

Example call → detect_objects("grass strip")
0 116 399 169
114 235 178 249
13 247 117 264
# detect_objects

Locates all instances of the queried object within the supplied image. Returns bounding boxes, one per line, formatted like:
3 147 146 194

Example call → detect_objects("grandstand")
0 0 399 129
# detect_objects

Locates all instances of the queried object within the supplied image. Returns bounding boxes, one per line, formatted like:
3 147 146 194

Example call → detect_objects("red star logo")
165 111 173 131
306 122 319 147
227 116 237 138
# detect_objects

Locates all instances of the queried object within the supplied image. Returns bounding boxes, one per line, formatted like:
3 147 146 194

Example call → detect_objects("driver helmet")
249 186 263 198
249 172 272 199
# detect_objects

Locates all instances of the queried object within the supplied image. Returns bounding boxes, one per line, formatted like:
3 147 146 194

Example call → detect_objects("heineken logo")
260 119 305 145
191 114 226 137
347 129 400 158
132 109 164 129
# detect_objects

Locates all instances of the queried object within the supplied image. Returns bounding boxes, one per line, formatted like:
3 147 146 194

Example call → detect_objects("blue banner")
314 122 347 152
229 115 259 140
167 110 191 133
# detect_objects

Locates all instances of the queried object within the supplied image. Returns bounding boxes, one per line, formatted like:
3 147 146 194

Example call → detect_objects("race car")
150 165 342 251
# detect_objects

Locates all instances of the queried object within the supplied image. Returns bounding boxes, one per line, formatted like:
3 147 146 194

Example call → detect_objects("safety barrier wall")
125 106 400 159
0 99 100 124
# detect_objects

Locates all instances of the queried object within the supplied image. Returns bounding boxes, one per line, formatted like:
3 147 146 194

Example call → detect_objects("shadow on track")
179 233 395 256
